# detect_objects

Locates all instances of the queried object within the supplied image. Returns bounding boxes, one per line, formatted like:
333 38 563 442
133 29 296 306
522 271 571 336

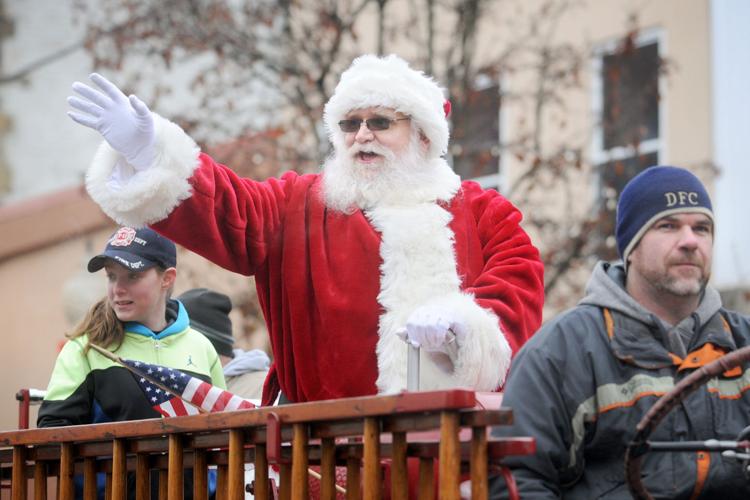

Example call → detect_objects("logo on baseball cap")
87 227 177 273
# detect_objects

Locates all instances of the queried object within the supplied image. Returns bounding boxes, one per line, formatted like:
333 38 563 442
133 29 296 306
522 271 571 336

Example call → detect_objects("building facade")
0 0 747 430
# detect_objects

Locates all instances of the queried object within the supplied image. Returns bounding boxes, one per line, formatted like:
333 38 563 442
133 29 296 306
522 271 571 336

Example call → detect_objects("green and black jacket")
38 300 225 428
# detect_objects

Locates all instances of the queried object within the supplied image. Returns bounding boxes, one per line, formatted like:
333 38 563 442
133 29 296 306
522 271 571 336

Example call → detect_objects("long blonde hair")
68 298 125 353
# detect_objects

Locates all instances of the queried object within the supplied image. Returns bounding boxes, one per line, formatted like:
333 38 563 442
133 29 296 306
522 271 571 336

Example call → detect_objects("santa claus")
70 54 544 405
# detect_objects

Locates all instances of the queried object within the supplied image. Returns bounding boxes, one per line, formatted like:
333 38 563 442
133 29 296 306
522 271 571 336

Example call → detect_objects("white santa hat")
323 54 450 159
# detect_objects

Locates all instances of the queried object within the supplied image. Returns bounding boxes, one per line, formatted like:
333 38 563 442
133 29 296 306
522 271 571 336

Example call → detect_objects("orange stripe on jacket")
678 343 742 378
598 391 668 415
689 451 710 500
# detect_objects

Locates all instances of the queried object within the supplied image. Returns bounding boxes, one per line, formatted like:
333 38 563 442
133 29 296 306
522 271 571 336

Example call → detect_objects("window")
592 30 663 259
450 73 501 189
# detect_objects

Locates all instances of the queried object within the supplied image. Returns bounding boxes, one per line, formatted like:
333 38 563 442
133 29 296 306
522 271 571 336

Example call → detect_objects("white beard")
321 132 459 212
320 131 506 393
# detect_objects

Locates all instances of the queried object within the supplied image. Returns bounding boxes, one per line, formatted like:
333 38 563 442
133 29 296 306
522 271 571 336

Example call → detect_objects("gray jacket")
490 262 750 499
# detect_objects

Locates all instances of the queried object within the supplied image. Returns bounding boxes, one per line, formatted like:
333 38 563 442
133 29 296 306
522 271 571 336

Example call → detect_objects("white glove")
67 73 155 171
401 305 467 353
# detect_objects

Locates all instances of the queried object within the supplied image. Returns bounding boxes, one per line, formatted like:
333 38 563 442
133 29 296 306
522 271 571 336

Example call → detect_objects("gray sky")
711 0 750 287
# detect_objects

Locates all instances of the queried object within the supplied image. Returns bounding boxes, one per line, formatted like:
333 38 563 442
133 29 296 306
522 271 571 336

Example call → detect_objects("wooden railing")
0 390 534 499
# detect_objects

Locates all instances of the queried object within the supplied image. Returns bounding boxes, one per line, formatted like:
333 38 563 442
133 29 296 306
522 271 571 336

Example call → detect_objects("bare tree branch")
0 41 83 84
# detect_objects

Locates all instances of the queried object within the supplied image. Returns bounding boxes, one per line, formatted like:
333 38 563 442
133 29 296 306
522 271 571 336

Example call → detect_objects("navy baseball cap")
87 227 177 273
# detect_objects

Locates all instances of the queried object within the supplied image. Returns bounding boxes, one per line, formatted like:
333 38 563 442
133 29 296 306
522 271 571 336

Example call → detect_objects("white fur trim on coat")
85 114 201 228
368 201 511 394
324 54 449 159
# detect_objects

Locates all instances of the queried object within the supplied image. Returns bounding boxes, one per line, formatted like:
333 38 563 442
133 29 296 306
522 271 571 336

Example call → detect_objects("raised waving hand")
68 73 155 170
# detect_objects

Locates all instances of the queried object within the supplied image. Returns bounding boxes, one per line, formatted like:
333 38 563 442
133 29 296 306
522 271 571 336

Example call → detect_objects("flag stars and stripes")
121 357 255 418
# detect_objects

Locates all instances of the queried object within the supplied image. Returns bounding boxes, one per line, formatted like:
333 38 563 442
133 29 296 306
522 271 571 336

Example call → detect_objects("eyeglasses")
338 116 410 133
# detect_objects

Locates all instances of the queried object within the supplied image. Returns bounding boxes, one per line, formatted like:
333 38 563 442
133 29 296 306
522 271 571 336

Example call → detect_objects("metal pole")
407 343 420 392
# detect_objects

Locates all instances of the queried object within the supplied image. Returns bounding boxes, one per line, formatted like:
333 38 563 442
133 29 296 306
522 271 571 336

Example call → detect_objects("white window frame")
450 73 502 190
590 27 666 169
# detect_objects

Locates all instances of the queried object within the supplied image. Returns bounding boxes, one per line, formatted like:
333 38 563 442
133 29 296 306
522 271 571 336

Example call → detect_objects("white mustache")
348 143 394 159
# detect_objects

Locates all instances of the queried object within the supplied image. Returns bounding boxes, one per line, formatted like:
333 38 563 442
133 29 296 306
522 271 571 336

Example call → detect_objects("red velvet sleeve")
152 153 306 276
454 182 545 355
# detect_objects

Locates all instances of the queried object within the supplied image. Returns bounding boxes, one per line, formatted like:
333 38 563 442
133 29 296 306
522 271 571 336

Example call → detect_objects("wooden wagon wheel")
624 345 750 499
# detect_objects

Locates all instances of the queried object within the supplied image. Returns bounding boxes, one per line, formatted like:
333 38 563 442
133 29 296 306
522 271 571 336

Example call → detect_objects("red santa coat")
86 115 545 406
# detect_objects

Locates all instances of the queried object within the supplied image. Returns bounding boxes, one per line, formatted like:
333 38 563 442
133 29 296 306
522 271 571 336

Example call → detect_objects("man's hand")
401 305 466 353
68 73 155 170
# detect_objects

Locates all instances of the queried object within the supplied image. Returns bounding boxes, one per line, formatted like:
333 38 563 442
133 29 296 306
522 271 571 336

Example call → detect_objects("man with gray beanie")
489 165 750 499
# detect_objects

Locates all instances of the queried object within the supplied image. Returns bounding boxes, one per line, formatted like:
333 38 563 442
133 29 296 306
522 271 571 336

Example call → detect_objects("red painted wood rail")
0 390 534 499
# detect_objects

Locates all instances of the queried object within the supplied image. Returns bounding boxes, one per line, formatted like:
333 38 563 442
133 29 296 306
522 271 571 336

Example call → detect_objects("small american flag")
122 358 256 417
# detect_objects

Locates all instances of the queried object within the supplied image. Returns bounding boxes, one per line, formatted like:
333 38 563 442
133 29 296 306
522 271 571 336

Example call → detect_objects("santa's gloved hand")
68 73 155 170
403 305 467 353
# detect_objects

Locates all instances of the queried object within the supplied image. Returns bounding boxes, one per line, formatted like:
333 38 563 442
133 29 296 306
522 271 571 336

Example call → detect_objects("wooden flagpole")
87 343 208 414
